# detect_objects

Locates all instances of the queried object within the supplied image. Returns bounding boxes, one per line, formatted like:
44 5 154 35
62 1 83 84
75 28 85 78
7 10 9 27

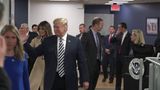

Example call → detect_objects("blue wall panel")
15 0 28 28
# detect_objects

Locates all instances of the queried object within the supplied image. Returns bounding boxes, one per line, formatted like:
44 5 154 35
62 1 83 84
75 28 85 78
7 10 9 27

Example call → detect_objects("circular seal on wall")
129 58 144 80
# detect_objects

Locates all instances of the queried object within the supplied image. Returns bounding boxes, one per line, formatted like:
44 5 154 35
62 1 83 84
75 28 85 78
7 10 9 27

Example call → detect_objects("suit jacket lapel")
64 35 71 59
89 30 97 48
123 32 129 45
53 36 57 58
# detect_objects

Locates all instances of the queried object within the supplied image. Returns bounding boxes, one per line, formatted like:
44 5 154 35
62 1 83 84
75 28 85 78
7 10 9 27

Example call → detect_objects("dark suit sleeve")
103 36 107 48
24 41 44 60
27 32 38 44
0 68 11 90
81 33 88 53
76 39 89 83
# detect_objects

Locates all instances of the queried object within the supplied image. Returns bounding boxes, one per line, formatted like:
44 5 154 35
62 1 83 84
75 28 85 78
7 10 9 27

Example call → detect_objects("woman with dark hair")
29 21 52 90
1 25 30 90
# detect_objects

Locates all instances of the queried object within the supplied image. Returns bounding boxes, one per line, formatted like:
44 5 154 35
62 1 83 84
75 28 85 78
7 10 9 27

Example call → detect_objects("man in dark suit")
76 23 86 40
102 26 117 83
81 17 104 90
19 23 38 74
0 3 11 90
24 18 89 90
76 23 87 86
115 22 131 90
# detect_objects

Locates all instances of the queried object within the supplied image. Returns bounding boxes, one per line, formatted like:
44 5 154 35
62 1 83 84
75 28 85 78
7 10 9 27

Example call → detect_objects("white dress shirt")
121 31 128 45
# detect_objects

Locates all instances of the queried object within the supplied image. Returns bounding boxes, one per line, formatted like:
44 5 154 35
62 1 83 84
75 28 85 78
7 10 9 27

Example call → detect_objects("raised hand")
19 30 29 43
0 36 6 67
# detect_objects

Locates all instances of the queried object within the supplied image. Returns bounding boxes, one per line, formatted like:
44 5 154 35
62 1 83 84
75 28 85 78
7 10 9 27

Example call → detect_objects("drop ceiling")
31 0 160 5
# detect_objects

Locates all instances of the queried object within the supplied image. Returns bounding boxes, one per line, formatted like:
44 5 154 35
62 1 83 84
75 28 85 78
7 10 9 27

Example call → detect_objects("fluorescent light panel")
112 0 134 1
49 0 70 1
105 1 128 5
109 1 128 4
105 0 134 5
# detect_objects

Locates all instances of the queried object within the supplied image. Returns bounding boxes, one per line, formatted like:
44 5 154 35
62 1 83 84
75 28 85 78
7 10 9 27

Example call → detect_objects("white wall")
85 14 114 36
29 1 84 36
0 0 9 30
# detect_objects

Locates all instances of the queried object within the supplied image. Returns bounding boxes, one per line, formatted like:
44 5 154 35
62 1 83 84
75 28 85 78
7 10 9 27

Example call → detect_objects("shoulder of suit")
29 32 38 36
67 34 78 40
43 35 56 41
127 31 131 35
88 29 92 33
85 30 92 35
127 32 131 38
76 34 80 37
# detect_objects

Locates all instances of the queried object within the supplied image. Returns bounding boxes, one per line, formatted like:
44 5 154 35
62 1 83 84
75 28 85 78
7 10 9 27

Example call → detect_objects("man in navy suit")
115 22 131 90
102 26 117 83
81 17 104 90
23 18 89 90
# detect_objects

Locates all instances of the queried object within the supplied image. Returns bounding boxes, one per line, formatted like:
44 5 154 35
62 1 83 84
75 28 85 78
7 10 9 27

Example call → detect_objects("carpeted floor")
79 88 114 90
79 74 117 90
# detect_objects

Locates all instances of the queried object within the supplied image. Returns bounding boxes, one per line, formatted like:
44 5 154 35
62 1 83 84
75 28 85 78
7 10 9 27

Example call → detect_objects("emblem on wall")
129 58 144 80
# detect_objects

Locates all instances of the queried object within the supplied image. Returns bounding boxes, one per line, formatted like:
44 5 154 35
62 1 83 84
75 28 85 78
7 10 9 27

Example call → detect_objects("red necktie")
108 34 112 44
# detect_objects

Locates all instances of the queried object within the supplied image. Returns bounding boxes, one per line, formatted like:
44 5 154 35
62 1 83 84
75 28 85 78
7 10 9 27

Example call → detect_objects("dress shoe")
102 78 106 82
109 79 113 83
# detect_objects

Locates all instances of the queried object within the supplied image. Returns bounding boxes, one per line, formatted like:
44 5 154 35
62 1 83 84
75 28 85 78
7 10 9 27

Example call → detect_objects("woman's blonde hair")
132 29 145 45
1 24 24 60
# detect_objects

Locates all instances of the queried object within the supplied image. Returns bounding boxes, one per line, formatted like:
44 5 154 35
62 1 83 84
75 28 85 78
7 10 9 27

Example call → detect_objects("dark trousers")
115 55 123 90
102 54 115 80
28 57 36 75
88 60 100 90
52 73 66 90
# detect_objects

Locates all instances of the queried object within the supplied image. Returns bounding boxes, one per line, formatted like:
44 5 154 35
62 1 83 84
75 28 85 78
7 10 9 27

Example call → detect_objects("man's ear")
65 25 68 31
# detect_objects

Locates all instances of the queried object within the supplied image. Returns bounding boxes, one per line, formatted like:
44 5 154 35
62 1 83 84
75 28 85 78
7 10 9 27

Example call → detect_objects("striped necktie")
95 33 100 60
57 38 65 77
